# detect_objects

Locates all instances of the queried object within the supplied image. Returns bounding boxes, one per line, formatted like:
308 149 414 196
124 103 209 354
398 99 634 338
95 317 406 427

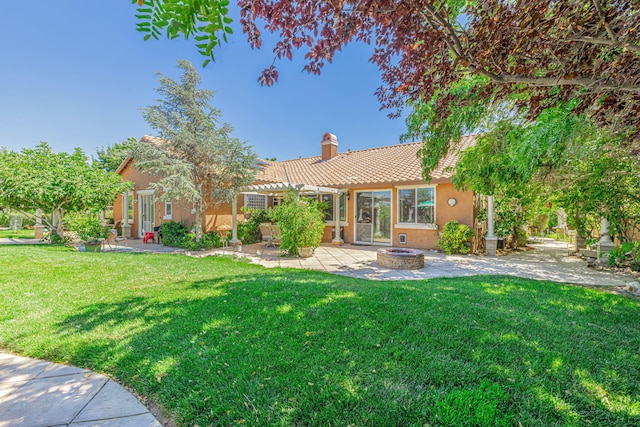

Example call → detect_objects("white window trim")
163 201 172 220
396 184 437 227
137 189 155 237
244 193 268 210
320 193 348 225
123 191 135 225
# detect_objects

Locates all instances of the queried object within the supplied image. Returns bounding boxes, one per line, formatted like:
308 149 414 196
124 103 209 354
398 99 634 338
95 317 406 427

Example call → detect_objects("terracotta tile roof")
255 134 476 187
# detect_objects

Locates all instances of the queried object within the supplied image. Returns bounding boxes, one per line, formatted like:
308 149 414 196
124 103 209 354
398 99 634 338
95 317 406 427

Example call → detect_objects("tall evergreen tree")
134 60 258 242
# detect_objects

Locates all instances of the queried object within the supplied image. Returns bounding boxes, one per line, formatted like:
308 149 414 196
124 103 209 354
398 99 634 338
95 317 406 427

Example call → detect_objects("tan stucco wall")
321 183 473 250
114 161 198 238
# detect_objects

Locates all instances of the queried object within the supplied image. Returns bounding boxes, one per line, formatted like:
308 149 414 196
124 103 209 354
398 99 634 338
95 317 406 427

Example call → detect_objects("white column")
230 194 241 246
35 209 42 226
599 217 612 243
487 195 495 238
332 193 343 245
597 217 615 264
121 192 131 238
485 195 497 256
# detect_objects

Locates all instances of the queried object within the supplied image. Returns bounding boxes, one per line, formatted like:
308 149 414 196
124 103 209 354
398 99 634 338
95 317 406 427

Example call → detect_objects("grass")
0 229 35 239
1 245 639 426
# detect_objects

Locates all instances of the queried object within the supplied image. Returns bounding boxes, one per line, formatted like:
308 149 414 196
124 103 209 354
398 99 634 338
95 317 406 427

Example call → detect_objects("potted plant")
67 213 109 252
272 194 326 257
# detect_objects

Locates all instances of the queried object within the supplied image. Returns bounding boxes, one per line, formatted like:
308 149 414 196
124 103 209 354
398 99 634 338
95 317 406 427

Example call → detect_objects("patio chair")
259 222 276 248
106 228 127 250
271 223 281 246
153 226 162 244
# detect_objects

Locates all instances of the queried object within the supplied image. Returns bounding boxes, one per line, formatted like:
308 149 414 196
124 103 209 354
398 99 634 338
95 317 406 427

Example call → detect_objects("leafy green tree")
95 137 137 172
452 103 640 242
0 142 131 236
133 59 258 242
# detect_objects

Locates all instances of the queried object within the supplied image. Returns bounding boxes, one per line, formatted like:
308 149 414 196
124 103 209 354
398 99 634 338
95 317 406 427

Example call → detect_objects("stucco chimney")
321 132 338 160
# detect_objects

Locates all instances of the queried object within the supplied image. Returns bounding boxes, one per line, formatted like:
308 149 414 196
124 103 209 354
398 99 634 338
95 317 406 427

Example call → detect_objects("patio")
2 236 635 289
122 237 637 288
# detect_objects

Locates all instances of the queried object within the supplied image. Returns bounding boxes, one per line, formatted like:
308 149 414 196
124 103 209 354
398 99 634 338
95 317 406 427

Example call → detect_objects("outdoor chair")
271 223 281 246
153 226 162 244
106 228 127 250
259 222 276 248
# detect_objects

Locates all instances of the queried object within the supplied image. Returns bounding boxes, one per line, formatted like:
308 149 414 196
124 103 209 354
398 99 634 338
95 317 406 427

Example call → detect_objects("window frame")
395 185 437 229
244 193 268 210
319 193 348 225
123 190 134 225
164 200 172 220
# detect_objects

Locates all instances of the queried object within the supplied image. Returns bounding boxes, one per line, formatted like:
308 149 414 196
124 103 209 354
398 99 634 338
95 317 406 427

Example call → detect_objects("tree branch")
568 36 640 54
591 0 618 42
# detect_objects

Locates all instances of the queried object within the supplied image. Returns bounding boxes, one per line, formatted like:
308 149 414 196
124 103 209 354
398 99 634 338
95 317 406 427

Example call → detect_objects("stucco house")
113 133 476 250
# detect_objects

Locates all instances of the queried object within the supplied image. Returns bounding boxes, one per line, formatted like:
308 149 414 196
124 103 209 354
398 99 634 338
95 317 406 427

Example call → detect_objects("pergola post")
230 194 241 248
597 217 615 264
485 195 498 256
332 193 343 245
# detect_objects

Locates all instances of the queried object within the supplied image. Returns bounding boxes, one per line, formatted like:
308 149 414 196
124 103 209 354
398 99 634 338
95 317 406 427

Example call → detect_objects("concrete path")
0 238 42 245
0 353 161 427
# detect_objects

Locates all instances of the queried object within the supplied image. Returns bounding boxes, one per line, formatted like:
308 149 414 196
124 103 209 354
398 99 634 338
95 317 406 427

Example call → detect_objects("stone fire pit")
377 248 425 269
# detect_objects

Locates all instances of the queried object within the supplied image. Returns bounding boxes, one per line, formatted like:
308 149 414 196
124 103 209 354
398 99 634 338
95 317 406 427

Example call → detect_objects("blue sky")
0 2 408 161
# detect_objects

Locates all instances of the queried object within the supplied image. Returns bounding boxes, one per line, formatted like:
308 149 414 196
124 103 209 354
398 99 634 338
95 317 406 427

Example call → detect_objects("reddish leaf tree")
134 0 640 171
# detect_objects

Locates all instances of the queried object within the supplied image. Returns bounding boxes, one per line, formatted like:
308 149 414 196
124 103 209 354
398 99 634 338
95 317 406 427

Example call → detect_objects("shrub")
160 221 222 250
608 241 640 270
237 208 273 244
66 213 109 242
198 231 222 250
160 221 190 248
436 220 474 255
271 194 326 256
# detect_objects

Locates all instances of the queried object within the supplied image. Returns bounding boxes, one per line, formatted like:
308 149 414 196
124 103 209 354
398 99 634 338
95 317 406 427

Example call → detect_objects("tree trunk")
194 207 202 243
54 208 65 236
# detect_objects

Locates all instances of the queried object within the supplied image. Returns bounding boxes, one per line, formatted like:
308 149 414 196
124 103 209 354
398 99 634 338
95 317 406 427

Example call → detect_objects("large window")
123 191 134 224
321 193 347 222
398 187 435 225
244 194 267 210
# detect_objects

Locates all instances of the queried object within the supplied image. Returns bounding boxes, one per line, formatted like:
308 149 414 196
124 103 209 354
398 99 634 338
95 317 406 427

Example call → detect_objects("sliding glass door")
355 190 391 244
139 192 155 236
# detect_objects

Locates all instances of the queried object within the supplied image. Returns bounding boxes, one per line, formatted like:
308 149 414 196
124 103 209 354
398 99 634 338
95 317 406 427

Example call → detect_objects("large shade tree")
133 59 258 242
133 0 640 176
0 142 131 236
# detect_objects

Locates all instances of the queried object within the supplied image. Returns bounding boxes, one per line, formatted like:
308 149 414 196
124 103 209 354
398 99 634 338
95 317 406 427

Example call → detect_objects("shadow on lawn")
51 272 640 426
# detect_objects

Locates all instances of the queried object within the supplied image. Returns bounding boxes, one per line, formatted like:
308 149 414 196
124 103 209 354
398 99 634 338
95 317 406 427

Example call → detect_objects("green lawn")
1 246 639 426
0 229 34 239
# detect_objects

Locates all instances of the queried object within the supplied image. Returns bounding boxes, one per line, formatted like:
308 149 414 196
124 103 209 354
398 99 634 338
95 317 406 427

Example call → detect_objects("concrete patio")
207 238 637 288
2 236 637 289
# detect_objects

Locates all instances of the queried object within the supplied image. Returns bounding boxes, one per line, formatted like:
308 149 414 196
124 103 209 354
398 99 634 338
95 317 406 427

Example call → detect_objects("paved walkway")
0 353 161 427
